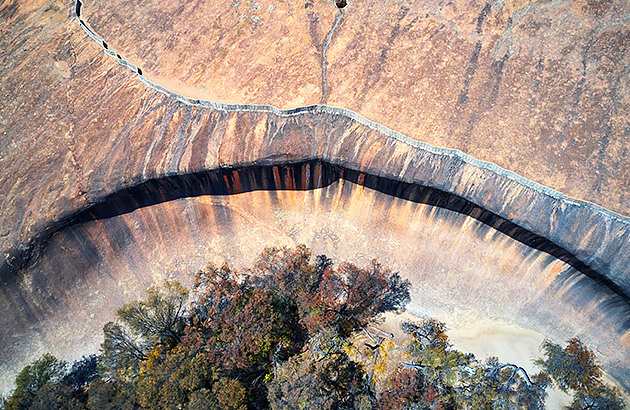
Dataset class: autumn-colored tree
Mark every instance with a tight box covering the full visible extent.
[5,246,626,410]
[343,325,399,392]
[249,244,316,298]
[377,368,425,410]
[297,259,410,338]
[186,263,303,373]
[247,247,411,337]
[296,259,345,332]
[536,337,602,394]
[335,261,410,333]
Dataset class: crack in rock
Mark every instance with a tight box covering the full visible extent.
[320,5,345,104]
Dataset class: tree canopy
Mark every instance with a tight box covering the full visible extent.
[2,245,626,410]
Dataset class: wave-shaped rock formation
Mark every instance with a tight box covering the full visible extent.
[81,0,630,215]
[0,0,629,394]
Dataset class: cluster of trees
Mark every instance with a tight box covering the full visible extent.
[1,245,626,409]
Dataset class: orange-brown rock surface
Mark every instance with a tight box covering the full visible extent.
[82,0,630,214]
[2,175,629,394]
[1,0,629,396]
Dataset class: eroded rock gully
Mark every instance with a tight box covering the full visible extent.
[1,0,629,395]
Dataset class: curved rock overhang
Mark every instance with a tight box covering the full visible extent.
[1,0,629,394]
[2,160,630,392]
[4,159,630,313]
[3,0,629,294]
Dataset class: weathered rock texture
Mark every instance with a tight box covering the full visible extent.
[0,0,629,395]
[82,0,630,215]
[2,172,629,393]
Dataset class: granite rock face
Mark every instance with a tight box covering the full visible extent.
[82,0,630,215]
[3,174,629,392]
[0,0,629,395]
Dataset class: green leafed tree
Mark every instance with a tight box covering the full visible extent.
[183,379,247,410]
[86,377,137,410]
[134,344,217,410]
[455,359,548,410]
[29,381,82,410]
[266,329,372,410]
[100,280,188,380]
[4,353,67,410]
[566,384,626,410]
